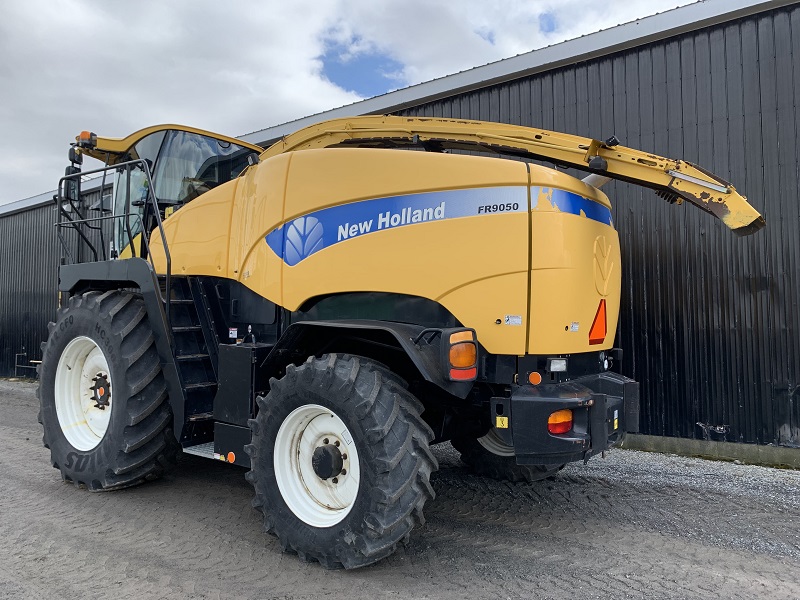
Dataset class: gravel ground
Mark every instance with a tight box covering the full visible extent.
[1,378,799,600]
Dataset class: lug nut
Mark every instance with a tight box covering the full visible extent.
[332,477,338,484]
[323,438,329,444]
[342,454,347,460]
[340,469,347,475]
[334,440,340,447]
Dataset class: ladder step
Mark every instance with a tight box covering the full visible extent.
[176,353,210,361]
[187,412,214,422]
[168,298,195,305]
[172,325,202,333]
[184,382,216,391]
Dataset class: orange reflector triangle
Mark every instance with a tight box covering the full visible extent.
[588,299,607,345]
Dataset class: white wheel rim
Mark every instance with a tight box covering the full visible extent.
[477,428,515,457]
[274,404,361,527]
[54,336,113,451]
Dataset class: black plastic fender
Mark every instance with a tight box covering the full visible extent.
[263,320,474,398]
[58,259,186,439]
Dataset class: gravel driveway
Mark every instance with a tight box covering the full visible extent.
[1,379,799,600]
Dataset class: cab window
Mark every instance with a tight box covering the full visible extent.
[133,130,166,172]
[112,164,149,257]
[153,131,253,205]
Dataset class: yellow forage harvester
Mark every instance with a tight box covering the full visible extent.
[39,115,763,569]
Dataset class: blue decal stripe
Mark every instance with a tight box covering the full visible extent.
[265,186,612,266]
[533,187,613,226]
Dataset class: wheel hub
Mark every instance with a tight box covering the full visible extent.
[312,444,344,480]
[91,373,111,410]
[274,404,361,527]
[54,336,114,451]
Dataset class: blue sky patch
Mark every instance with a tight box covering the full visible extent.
[321,42,403,97]
[539,13,557,33]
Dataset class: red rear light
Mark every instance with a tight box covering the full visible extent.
[450,366,477,380]
[548,409,573,434]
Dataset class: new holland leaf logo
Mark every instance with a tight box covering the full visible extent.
[594,235,613,296]
[285,216,324,266]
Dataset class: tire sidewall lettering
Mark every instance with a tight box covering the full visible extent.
[64,451,98,473]
[52,314,74,344]
[92,323,116,364]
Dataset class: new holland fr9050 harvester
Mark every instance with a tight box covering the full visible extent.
[40,116,763,568]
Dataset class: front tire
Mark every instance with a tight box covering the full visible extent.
[452,429,563,483]
[38,291,180,490]
[245,354,437,569]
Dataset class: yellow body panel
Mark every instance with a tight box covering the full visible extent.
[229,153,293,307]
[150,179,239,277]
[280,147,530,220]
[282,212,530,354]
[150,146,622,356]
[270,149,532,355]
[528,210,621,354]
[437,271,530,354]
[522,171,620,353]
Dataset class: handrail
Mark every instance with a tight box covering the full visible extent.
[55,158,173,328]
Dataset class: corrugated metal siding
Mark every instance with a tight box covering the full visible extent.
[398,5,800,446]
[0,186,112,377]
[0,202,61,377]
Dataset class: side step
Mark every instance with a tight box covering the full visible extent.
[182,442,215,459]
[182,440,246,466]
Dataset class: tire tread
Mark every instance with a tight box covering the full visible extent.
[245,354,437,569]
[38,291,180,491]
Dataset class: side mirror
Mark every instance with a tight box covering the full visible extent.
[68,146,83,165]
[64,165,81,203]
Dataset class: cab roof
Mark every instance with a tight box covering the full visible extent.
[77,124,264,165]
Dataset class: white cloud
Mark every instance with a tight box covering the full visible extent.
[320,0,696,89]
[0,0,696,205]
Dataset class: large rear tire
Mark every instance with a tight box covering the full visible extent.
[452,429,563,483]
[38,291,180,490]
[245,354,437,569]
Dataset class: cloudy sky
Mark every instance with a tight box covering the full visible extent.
[0,0,696,206]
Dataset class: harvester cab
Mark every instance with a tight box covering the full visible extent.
[42,115,764,570]
[64,125,263,259]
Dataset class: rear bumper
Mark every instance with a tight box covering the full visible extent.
[491,372,639,466]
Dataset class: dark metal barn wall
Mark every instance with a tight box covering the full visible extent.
[0,186,110,377]
[0,203,61,377]
[398,5,800,447]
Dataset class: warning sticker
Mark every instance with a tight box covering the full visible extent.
[496,416,509,429]
[228,327,238,339]
[504,315,522,326]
